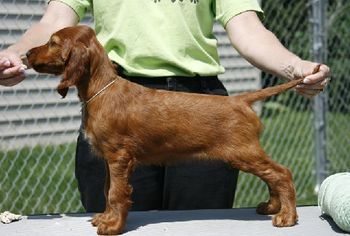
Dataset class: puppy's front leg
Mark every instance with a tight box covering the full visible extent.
[97,151,135,235]
[91,160,112,227]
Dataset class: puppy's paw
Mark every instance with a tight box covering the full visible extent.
[97,221,123,235]
[92,210,120,227]
[272,211,298,227]
[256,201,281,215]
[91,213,103,227]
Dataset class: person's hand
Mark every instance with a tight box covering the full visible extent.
[0,49,27,86]
[292,60,331,98]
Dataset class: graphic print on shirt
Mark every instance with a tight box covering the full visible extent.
[152,0,199,3]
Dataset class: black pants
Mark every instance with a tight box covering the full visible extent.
[75,74,239,212]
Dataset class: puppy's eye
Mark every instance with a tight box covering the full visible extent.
[48,36,60,47]
[48,40,57,47]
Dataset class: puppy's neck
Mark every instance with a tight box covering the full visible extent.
[77,55,119,103]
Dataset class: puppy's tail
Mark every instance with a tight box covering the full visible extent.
[235,78,304,105]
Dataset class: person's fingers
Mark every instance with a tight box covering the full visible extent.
[303,64,331,84]
[296,80,324,90]
[0,72,26,86]
[295,76,332,99]
[0,58,11,70]
[0,65,26,79]
[292,61,331,99]
[0,50,27,86]
[297,79,331,97]
[295,88,319,99]
[0,50,24,69]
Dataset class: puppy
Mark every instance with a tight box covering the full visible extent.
[27,25,301,235]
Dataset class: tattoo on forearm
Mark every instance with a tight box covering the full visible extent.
[282,64,296,80]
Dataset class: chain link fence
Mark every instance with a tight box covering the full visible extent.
[0,0,349,215]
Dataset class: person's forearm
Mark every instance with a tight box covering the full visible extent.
[226,11,302,81]
[7,1,78,55]
[7,22,59,55]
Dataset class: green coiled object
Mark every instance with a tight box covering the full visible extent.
[318,172,350,233]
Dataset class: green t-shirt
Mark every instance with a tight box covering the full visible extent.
[52,0,263,77]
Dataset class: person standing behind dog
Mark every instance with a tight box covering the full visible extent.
[0,0,330,212]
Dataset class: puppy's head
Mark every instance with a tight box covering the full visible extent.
[27,26,97,98]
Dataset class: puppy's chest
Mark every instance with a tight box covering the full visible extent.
[82,127,106,158]
[81,111,106,156]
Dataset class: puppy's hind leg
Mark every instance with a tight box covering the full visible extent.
[97,150,135,235]
[228,144,297,227]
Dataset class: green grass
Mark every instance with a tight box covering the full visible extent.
[0,143,84,215]
[0,111,349,214]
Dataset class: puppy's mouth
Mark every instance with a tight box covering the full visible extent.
[31,63,64,76]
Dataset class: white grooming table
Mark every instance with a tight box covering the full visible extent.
[1,206,348,236]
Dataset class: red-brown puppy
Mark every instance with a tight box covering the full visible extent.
[27,25,301,235]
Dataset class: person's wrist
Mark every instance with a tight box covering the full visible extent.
[281,57,303,81]
[6,44,23,55]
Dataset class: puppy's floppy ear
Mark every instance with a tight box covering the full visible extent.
[57,42,90,98]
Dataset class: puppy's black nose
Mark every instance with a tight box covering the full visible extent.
[22,52,31,68]
[25,50,32,58]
